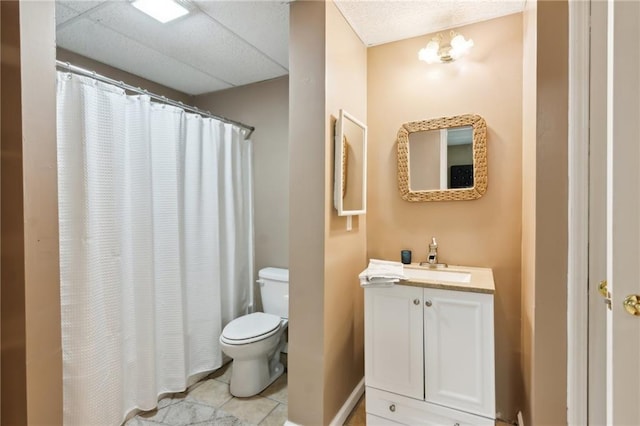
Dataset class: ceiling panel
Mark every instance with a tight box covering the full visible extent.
[195,1,289,68]
[59,0,117,15]
[55,2,78,27]
[57,18,232,95]
[55,0,525,96]
[84,2,287,87]
[335,0,526,46]
[56,0,109,13]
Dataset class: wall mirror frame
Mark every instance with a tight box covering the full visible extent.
[397,114,487,202]
[334,109,367,216]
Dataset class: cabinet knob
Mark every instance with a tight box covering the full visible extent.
[389,404,396,412]
[425,300,433,307]
[413,299,420,305]
[454,423,460,426]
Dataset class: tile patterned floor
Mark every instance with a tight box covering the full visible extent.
[127,364,514,426]
[125,362,288,426]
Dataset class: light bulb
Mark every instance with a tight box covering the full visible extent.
[418,39,441,63]
[418,32,473,64]
[449,34,474,59]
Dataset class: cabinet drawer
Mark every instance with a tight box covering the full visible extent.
[366,387,494,426]
[366,413,404,425]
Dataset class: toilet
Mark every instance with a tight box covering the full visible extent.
[220,267,289,397]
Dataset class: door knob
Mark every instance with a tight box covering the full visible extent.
[623,294,640,316]
[599,280,612,310]
[599,280,609,298]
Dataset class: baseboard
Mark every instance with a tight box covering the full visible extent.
[285,377,365,426]
[329,377,365,426]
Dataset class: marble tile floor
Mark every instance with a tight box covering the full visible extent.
[126,362,288,426]
[127,362,514,426]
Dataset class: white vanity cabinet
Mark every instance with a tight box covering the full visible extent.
[364,269,495,426]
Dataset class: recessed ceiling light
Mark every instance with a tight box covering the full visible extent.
[132,0,189,24]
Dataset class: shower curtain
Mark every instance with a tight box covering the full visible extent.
[57,72,254,425]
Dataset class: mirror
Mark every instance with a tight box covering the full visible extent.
[334,109,367,215]
[408,126,474,191]
[397,114,487,202]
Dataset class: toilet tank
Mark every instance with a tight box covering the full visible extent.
[258,267,289,319]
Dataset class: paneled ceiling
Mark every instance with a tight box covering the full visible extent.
[55,0,525,96]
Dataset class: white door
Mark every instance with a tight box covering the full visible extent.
[423,288,495,419]
[605,0,640,423]
[364,286,424,399]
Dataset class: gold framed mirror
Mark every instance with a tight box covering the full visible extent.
[397,114,487,202]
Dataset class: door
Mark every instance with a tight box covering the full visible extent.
[587,1,607,423]
[364,286,424,399]
[604,0,640,423]
[423,288,495,419]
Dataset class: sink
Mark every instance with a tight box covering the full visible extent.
[403,267,471,284]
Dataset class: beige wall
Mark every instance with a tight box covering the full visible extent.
[521,1,569,425]
[324,0,367,422]
[368,14,523,420]
[1,1,62,423]
[57,48,193,105]
[288,1,327,423]
[1,1,28,421]
[194,77,289,292]
[288,1,367,424]
[521,1,537,423]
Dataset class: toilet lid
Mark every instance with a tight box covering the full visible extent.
[221,312,281,342]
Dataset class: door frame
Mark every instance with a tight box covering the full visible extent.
[567,0,590,424]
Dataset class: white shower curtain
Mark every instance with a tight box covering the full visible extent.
[57,72,254,425]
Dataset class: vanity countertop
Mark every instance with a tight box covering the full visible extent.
[400,264,495,294]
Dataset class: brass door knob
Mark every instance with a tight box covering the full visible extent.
[599,280,609,298]
[623,295,640,316]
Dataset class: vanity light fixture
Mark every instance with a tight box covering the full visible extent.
[132,0,189,23]
[418,31,474,64]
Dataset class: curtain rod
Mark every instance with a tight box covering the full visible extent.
[56,60,255,140]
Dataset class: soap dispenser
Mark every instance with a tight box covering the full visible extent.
[427,237,438,264]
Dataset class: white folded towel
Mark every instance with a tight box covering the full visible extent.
[359,259,406,288]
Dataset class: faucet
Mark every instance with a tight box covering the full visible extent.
[419,237,448,268]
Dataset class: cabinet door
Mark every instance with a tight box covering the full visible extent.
[365,286,424,399]
[423,288,495,418]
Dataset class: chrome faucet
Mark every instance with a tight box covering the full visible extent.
[427,237,438,264]
[420,237,448,268]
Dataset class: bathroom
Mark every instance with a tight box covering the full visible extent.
[1,1,571,425]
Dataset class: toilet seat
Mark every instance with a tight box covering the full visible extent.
[221,312,282,345]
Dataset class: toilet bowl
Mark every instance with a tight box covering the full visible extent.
[220,267,289,397]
